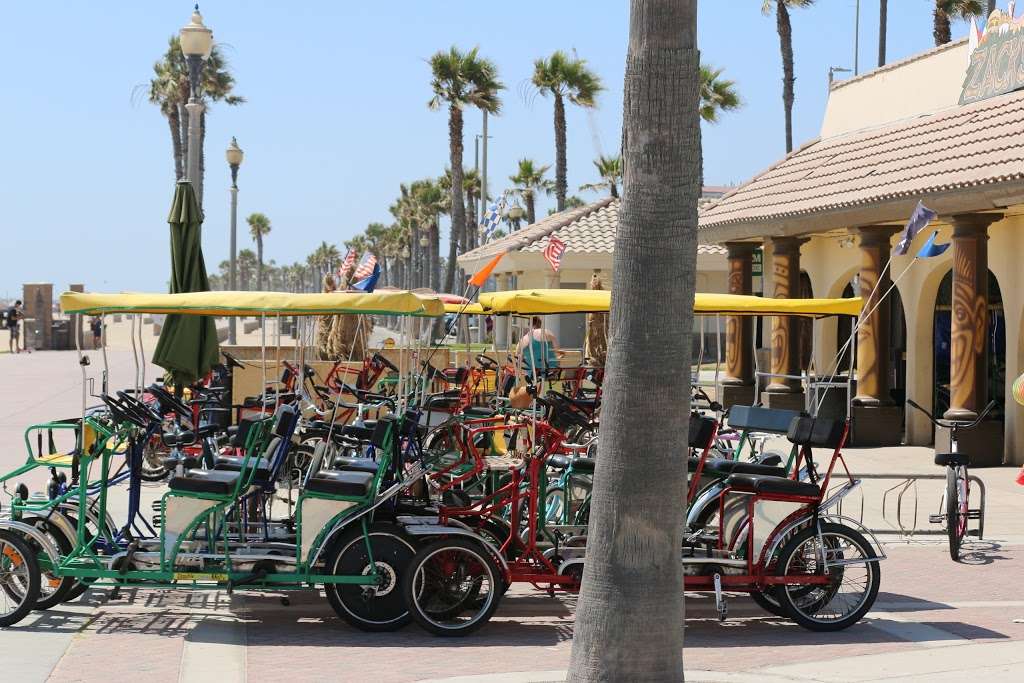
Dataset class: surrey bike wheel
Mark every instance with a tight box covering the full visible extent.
[0,530,41,627]
[23,517,76,610]
[324,522,417,632]
[402,537,502,636]
[774,522,880,632]
[946,466,968,562]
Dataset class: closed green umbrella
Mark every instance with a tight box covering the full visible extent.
[152,181,219,387]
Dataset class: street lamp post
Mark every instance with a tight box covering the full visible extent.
[179,5,213,210]
[226,137,244,345]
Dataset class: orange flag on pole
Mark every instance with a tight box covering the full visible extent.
[468,251,505,287]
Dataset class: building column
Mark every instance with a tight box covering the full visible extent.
[722,243,756,407]
[945,213,998,420]
[766,237,804,397]
[853,226,900,405]
[545,269,561,342]
[495,272,510,349]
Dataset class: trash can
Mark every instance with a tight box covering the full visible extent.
[51,320,70,350]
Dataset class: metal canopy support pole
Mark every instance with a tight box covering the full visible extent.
[100,314,109,394]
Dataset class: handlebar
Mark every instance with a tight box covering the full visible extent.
[906,398,997,430]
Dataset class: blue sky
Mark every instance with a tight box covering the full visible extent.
[0,1,979,298]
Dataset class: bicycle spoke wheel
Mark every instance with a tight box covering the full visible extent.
[774,523,880,632]
[946,467,968,562]
[0,530,41,627]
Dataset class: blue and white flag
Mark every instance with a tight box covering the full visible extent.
[915,231,951,259]
[479,193,508,244]
[894,200,937,255]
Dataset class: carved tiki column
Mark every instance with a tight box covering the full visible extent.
[723,242,755,386]
[853,226,900,405]
[945,213,998,420]
[767,237,805,394]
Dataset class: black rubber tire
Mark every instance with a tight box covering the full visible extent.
[23,517,75,610]
[0,529,42,627]
[947,467,964,562]
[56,514,96,603]
[774,523,880,632]
[402,536,503,637]
[749,588,788,618]
[323,522,416,632]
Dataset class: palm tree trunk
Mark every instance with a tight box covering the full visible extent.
[777,0,796,153]
[446,106,466,294]
[199,108,207,208]
[878,0,888,67]
[610,181,619,199]
[467,195,479,251]
[168,110,184,180]
[430,220,441,291]
[567,0,698,679]
[554,93,568,211]
[525,192,536,225]
[256,236,264,290]
[934,4,951,46]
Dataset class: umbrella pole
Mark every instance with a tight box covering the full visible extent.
[715,314,722,417]
[100,314,109,394]
[137,314,146,391]
[261,314,268,408]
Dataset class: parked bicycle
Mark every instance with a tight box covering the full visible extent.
[906,399,995,561]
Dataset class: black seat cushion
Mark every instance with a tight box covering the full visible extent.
[787,416,845,449]
[169,469,241,495]
[935,452,969,467]
[704,459,787,478]
[306,470,375,497]
[727,473,820,499]
[463,406,495,418]
[728,405,801,435]
[340,423,375,441]
[548,454,571,470]
[215,455,271,477]
[331,456,381,474]
[162,431,195,447]
[569,457,596,474]
[688,414,717,449]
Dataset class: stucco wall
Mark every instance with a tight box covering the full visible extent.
[822,40,968,139]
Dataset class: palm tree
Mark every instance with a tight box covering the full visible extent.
[933,0,983,45]
[579,154,621,199]
[237,249,257,291]
[700,63,741,123]
[411,178,448,292]
[429,46,504,295]
[568,0,699,679]
[463,168,482,251]
[246,212,272,290]
[144,37,244,182]
[532,51,603,212]
[761,0,815,154]
[509,159,554,224]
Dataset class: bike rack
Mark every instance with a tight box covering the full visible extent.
[833,472,986,539]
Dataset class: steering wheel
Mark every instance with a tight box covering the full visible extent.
[221,351,245,371]
[475,354,499,371]
[117,390,162,424]
[147,383,191,419]
[373,353,399,373]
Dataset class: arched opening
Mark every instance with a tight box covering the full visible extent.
[932,269,1005,418]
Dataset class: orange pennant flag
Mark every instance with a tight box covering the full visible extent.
[468,251,505,287]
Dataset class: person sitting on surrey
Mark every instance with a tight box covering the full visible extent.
[516,316,563,383]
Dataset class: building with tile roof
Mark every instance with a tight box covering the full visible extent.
[458,195,731,350]
[700,31,1024,463]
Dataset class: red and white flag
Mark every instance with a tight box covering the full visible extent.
[353,253,378,280]
[337,249,358,282]
[543,237,566,273]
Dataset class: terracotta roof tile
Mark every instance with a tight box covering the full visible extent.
[699,90,1024,234]
[458,197,725,262]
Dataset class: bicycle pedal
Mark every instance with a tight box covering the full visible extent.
[928,514,944,524]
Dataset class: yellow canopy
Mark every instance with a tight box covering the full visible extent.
[60,290,445,317]
[479,289,862,317]
[444,302,487,315]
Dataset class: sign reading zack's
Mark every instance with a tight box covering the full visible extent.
[961,10,1024,105]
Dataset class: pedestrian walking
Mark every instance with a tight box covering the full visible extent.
[4,300,23,354]
[90,316,103,350]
